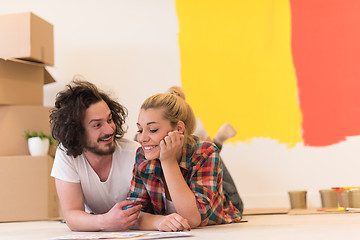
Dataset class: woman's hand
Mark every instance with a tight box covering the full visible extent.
[156,213,191,232]
[159,131,184,164]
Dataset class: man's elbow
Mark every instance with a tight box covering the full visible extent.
[65,221,80,232]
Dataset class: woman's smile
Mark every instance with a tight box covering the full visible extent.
[143,145,158,151]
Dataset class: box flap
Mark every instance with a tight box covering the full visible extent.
[44,68,55,84]
[1,58,55,84]
[1,57,44,67]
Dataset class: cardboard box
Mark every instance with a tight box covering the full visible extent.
[47,156,60,219]
[0,12,54,66]
[0,58,55,105]
[0,155,59,222]
[0,105,53,156]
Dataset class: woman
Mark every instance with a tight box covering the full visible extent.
[127,88,242,232]
[165,86,243,214]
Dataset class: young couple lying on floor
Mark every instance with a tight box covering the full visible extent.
[50,80,243,232]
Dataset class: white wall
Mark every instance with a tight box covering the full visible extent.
[2,0,359,210]
[222,137,360,209]
[0,0,181,139]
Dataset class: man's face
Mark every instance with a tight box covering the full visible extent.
[83,100,116,156]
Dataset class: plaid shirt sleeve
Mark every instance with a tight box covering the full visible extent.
[187,143,222,223]
[126,149,153,213]
[186,141,241,225]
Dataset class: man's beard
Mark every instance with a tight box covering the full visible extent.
[85,135,116,155]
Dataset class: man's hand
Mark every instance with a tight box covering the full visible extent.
[100,200,141,231]
[156,213,191,232]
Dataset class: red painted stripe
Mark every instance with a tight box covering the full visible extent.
[290,0,360,146]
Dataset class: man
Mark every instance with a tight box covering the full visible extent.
[50,79,141,231]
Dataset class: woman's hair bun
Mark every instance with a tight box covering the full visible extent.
[166,86,186,100]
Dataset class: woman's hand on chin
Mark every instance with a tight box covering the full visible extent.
[159,131,184,164]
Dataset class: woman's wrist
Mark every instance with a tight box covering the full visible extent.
[138,212,163,230]
[160,158,178,168]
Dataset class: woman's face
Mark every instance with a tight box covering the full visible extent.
[136,108,175,160]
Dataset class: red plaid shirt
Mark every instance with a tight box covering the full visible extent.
[127,137,242,226]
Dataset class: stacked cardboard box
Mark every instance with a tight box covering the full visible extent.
[0,12,59,222]
[0,12,55,106]
[0,12,54,66]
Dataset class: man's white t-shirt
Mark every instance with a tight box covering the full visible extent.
[51,138,140,214]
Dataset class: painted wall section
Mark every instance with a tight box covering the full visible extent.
[176,1,302,147]
[291,0,360,146]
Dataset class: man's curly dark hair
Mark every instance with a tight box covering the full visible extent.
[50,79,127,158]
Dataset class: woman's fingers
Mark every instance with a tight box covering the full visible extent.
[169,131,180,145]
[167,221,179,232]
[174,214,191,231]
[158,214,190,232]
[164,135,171,146]
[160,131,183,163]
[169,216,184,231]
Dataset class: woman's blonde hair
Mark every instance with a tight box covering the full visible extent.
[141,86,196,145]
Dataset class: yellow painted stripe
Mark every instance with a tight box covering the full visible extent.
[176,0,302,147]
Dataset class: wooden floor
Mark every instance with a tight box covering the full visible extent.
[1,210,360,240]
